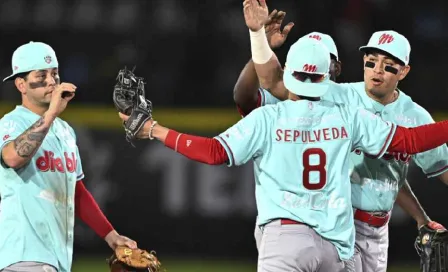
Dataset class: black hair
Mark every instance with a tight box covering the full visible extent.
[9,72,30,81]
[297,95,320,101]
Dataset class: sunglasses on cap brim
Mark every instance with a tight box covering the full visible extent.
[292,71,327,83]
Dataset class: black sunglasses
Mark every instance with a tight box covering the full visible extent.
[292,71,326,83]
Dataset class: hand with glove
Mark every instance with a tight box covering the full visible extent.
[415,221,448,272]
[113,67,152,146]
[108,246,163,272]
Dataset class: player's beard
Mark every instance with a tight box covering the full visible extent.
[32,97,51,108]
[368,86,387,98]
[26,90,52,109]
[367,82,396,102]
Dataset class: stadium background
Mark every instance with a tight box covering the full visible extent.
[0,0,447,271]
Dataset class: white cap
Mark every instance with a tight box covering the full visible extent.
[359,30,411,65]
[304,32,339,60]
[283,38,331,97]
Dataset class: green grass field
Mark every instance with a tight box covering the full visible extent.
[72,257,421,272]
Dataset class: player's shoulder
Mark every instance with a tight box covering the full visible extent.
[337,81,365,94]
[394,91,434,125]
[256,99,316,119]
[338,81,364,89]
[242,102,278,122]
[0,106,32,125]
[323,81,364,105]
[329,100,365,122]
[277,99,345,118]
[54,118,77,139]
[259,87,281,106]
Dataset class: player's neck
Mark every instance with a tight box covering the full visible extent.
[22,100,48,117]
[288,93,320,102]
[366,89,399,105]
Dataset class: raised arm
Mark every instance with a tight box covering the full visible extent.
[1,83,76,169]
[243,0,289,101]
[2,114,54,169]
[233,59,262,116]
[118,105,269,167]
[235,9,293,115]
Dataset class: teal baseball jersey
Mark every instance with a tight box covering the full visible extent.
[247,88,283,230]
[0,106,84,272]
[259,88,282,106]
[262,82,448,212]
[216,96,396,260]
[341,82,448,212]
[259,83,365,108]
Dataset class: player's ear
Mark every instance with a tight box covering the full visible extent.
[14,77,27,95]
[398,65,410,81]
[334,61,342,78]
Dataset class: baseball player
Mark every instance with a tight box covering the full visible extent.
[244,1,448,271]
[0,41,136,272]
[119,38,448,272]
[239,2,441,261]
[341,31,448,272]
[235,29,348,251]
[235,27,345,252]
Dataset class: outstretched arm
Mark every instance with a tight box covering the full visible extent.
[118,107,268,167]
[125,117,228,165]
[145,119,448,167]
[354,109,448,159]
[156,127,228,165]
[388,122,448,155]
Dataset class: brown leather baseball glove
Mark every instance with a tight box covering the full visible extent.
[108,246,163,272]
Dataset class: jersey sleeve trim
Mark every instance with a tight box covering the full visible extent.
[77,173,85,181]
[236,89,264,118]
[258,88,266,106]
[214,136,235,167]
[373,123,397,158]
[0,139,14,168]
[426,165,448,178]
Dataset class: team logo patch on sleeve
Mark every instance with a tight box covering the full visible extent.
[2,120,17,139]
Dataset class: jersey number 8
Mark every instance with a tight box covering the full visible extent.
[302,148,327,190]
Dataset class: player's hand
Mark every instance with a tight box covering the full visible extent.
[46,82,76,118]
[426,221,447,231]
[118,112,153,139]
[243,0,269,32]
[105,230,138,250]
[265,10,294,49]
